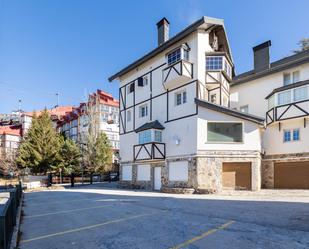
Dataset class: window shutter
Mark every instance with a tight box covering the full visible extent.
[138,77,144,87]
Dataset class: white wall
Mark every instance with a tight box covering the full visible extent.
[197,107,262,151]
[137,164,151,181]
[169,161,188,181]
[230,63,309,117]
[122,165,132,181]
[263,118,309,155]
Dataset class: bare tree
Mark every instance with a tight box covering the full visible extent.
[293,38,309,53]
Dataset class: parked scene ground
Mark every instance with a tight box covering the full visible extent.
[19,183,309,249]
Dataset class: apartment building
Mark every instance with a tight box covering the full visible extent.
[230,41,309,189]
[109,17,264,192]
[0,125,21,160]
[58,90,120,162]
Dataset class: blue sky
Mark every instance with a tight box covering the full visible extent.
[0,0,308,113]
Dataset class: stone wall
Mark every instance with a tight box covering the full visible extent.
[196,150,262,192]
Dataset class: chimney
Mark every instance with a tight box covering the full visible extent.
[156,17,169,46]
[253,40,271,72]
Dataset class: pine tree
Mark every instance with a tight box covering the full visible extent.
[16,110,62,174]
[293,38,309,53]
[54,138,81,175]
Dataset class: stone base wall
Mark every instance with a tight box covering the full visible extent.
[261,152,309,189]
[196,150,262,192]
[119,162,164,190]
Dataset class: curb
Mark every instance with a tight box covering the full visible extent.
[9,193,24,249]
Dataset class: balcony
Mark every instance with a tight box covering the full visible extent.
[133,142,165,161]
[162,60,193,89]
[266,82,309,125]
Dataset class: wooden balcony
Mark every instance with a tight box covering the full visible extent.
[266,99,309,125]
[162,60,193,89]
[133,142,165,161]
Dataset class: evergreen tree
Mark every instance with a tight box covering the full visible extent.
[293,38,309,53]
[54,138,81,175]
[83,132,113,174]
[16,110,62,174]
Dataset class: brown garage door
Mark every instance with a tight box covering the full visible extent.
[274,162,309,189]
[222,162,251,190]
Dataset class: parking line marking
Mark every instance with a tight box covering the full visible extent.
[24,204,115,219]
[170,220,235,249]
[20,212,159,243]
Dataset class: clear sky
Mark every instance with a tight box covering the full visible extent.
[0,0,308,113]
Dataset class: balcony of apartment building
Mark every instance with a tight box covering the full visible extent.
[266,80,309,125]
[133,121,165,162]
[162,45,193,89]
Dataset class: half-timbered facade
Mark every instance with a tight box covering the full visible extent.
[110,17,264,192]
[231,41,309,189]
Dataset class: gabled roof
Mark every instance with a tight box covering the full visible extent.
[195,98,264,125]
[135,120,165,133]
[109,16,233,82]
[265,79,309,99]
[232,49,309,85]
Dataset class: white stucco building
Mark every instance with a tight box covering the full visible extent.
[231,41,309,189]
[109,17,265,192]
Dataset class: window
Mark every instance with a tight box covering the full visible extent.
[240,105,249,113]
[139,130,152,144]
[139,105,148,117]
[206,56,223,70]
[283,73,291,86]
[137,76,148,87]
[293,71,300,83]
[154,130,162,142]
[293,129,300,141]
[283,129,300,142]
[294,86,308,102]
[268,95,275,109]
[183,49,189,61]
[210,94,217,103]
[283,130,291,142]
[278,90,291,105]
[175,91,187,106]
[283,71,300,86]
[127,110,131,122]
[167,48,181,65]
[127,83,134,94]
[207,122,243,143]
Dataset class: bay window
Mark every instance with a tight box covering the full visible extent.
[278,90,291,105]
[138,129,162,144]
[206,56,232,78]
[167,45,189,65]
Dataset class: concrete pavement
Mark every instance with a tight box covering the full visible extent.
[19,184,309,249]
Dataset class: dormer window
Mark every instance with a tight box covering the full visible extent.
[166,44,190,65]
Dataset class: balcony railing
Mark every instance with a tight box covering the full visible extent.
[133,142,165,161]
[266,99,309,125]
[162,60,193,89]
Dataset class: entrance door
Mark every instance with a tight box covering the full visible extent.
[274,161,309,189]
[222,162,252,190]
[154,167,162,190]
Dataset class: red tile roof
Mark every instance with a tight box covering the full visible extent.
[0,125,21,136]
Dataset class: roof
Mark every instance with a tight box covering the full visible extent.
[0,125,21,136]
[265,79,309,99]
[135,120,165,133]
[195,98,264,125]
[23,106,74,118]
[109,16,232,82]
[90,90,119,107]
[232,49,309,85]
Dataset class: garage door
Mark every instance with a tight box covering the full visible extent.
[222,162,251,190]
[274,162,309,189]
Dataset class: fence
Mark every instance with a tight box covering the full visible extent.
[0,183,22,249]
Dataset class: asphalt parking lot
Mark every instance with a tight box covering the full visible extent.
[19,184,309,249]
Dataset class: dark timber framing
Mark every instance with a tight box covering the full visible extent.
[118,62,199,135]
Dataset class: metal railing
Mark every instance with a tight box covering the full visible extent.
[0,183,22,249]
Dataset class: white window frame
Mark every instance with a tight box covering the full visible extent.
[283,128,300,142]
[175,90,187,106]
[206,121,244,143]
[139,104,148,118]
[127,110,131,122]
